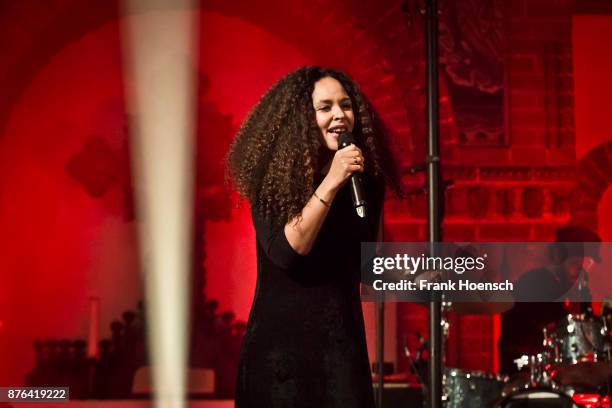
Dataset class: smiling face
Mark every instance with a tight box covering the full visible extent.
[312,76,355,150]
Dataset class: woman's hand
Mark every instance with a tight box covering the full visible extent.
[285,144,364,255]
[323,144,365,192]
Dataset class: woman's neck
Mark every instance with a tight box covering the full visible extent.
[321,160,332,175]
[317,147,334,175]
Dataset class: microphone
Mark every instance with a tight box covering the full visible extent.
[338,132,367,218]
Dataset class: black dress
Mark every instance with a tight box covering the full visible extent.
[235,176,383,408]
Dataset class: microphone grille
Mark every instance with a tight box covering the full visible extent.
[338,131,355,149]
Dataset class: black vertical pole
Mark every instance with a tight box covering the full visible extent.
[425,0,443,407]
[375,210,385,408]
[376,299,384,407]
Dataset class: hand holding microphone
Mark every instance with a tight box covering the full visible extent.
[321,132,367,217]
[337,132,367,218]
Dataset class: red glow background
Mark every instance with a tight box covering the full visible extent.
[0,0,610,388]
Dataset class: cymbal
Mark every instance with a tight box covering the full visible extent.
[552,361,612,388]
[448,301,514,315]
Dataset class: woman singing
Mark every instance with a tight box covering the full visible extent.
[227,66,401,407]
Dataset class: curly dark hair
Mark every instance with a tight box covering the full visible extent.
[226,66,402,224]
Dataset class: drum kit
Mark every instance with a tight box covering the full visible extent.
[416,303,612,407]
[497,312,611,407]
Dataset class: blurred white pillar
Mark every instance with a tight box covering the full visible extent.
[121,2,197,407]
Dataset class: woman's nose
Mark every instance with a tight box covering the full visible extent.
[332,106,345,119]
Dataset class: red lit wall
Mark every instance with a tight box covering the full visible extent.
[0,1,414,386]
[0,18,141,386]
[572,15,612,240]
[1,0,611,389]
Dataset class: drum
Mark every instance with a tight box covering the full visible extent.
[443,368,508,408]
[497,389,579,408]
[502,352,556,397]
[547,314,609,364]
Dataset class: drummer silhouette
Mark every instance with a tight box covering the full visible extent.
[498,225,602,374]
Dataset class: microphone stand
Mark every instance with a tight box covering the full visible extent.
[378,2,446,407]
[376,292,384,408]
[375,209,385,408]
[424,0,443,407]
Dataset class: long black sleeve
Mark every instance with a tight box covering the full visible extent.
[251,208,304,271]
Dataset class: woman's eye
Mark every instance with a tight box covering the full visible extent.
[319,106,331,112]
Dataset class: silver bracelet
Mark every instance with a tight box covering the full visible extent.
[313,191,331,207]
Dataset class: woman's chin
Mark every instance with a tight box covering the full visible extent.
[325,141,339,151]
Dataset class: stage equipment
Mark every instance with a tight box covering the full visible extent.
[498,389,579,408]
[547,314,609,364]
[443,368,508,408]
[424,0,443,406]
[500,312,612,407]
